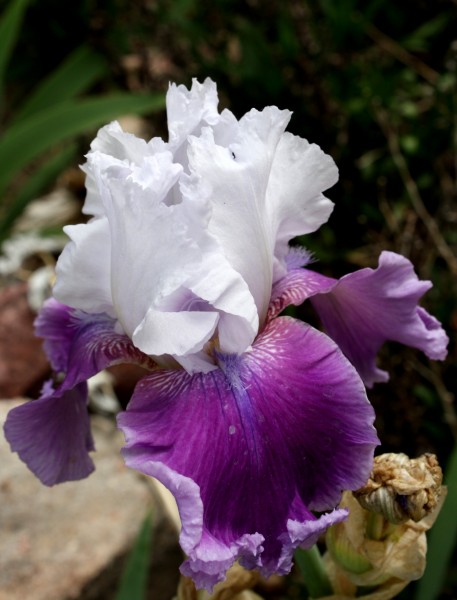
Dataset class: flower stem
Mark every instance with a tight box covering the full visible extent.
[366,512,385,540]
[366,513,396,541]
[295,544,333,598]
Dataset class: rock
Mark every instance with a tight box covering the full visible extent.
[0,285,49,398]
[0,400,181,600]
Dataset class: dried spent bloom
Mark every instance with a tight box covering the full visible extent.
[323,453,446,600]
[355,452,443,524]
[4,79,447,590]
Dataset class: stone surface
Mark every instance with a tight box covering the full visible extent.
[0,285,49,398]
[0,400,181,600]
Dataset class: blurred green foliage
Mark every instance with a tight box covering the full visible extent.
[0,0,165,242]
[115,512,154,600]
[3,0,457,597]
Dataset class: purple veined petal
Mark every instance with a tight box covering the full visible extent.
[4,381,95,485]
[268,251,449,387]
[118,316,378,590]
[4,298,155,486]
[37,299,156,389]
[276,508,348,574]
[310,252,449,387]
[180,530,266,591]
[268,264,333,321]
[35,297,77,372]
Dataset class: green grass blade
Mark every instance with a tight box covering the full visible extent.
[0,142,78,242]
[415,445,457,600]
[0,0,31,98]
[14,45,108,122]
[115,511,154,600]
[0,92,165,195]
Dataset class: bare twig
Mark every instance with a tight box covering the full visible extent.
[410,358,457,442]
[363,21,439,85]
[379,196,399,236]
[454,90,457,196]
[436,158,456,206]
[399,209,418,259]
[375,107,457,277]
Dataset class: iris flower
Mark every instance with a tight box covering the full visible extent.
[4,79,447,590]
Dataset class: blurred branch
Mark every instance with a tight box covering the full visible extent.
[378,197,399,236]
[410,358,457,442]
[375,106,457,278]
[399,209,418,259]
[361,19,439,85]
[454,91,457,197]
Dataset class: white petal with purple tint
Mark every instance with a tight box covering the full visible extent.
[55,79,338,366]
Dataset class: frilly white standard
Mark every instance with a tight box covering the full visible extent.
[53,78,337,372]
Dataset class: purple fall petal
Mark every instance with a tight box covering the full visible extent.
[35,298,156,386]
[34,298,76,372]
[4,381,94,485]
[268,266,333,321]
[276,508,348,573]
[4,299,155,485]
[118,316,378,590]
[269,251,448,387]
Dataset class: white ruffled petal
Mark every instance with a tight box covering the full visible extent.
[187,107,291,322]
[83,122,147,216]
[133,309,219,358]
[54,217,114,316]
[267,133,338,279]
[54,78,341,369]
[82,121,168,216]
[178,172,259,353]
[167,78,220,158]
[91,121,150,162]
[186,253,259,354]
[211,108,240,146]
[91,149,256,359]
[174,350,219,374]
[96,155,196,338]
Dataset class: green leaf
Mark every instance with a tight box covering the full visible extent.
[403,14,449,52]
[0,142,78,242]
[0,92,165,196]
[295,545,333,598]
[115,511,154,600]
[14,45,108,122]
[0,0,31,99]
[415,445,457,600]
[400,134,419,154]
